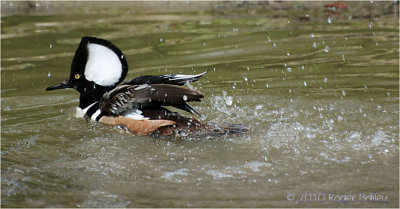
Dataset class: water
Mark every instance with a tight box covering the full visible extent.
[2,5,399,208]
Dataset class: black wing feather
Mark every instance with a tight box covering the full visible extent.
[173,103,201,116]
[99,84,203,115]
[125,71,207,86]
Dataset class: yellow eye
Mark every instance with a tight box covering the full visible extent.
[74,74,80,79]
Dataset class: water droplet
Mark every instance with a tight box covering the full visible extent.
[255,104,264,110]
[310,33,315,38]
[312,42,317,48]
[303,81,307,87]
[327,17,332,24]
[324,46,329,53]
[225,96,233,106]
[183,95,187,101]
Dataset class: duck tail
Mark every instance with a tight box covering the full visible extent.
[149,113,249,137]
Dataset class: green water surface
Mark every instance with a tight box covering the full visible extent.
[1,4,399,208]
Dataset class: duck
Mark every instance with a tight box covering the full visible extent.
[46,36,248,137]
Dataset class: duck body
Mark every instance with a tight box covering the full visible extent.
[47,37,247,137]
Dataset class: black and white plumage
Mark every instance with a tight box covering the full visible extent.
[125,71,207,86]
[99,84,203,115]
[46,36,247,136]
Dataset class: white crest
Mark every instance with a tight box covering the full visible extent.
[84,43,123,86]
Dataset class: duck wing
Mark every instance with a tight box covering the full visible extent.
[125,71,207,86]
[99,84,203,115]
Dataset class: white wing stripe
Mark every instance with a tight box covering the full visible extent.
[91,109,102,121]
[134,84,150,90]
[123,108,149,120]
[168,72,207,80]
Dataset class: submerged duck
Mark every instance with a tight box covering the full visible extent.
[46,36,247,137]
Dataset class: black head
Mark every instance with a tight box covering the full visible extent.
[46,37,128,94]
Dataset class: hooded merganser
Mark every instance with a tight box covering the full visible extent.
[46,36,247,136]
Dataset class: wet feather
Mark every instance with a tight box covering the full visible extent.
[99,84,204,115]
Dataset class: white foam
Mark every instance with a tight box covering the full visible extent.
[84,43,122,86]
[161,168,188,181]
[243,161,271,172]
[75,107,85,118]
[206,170,233,180]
